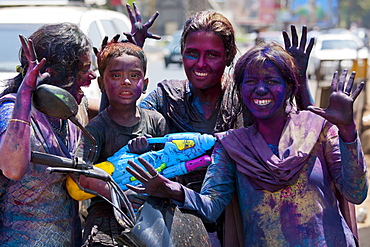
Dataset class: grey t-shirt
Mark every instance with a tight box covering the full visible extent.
[77,107,168,163]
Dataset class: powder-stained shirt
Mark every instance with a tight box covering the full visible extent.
[76,107,168,164]
[0,94,82,246]
[181,110,368,246]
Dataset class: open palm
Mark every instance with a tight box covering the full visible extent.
[308,70,364,127]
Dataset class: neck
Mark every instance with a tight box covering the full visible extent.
[107,104,140,127]
[255,116,287,146]
[191,83,223,119]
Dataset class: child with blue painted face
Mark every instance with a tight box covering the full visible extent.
[126,42,368,246]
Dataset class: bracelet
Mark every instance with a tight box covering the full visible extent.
[9,119,31,126]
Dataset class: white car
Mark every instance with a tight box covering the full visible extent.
[307,32,369,80]
[0,5,131,98]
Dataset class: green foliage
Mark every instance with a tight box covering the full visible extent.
[339,0,370,28]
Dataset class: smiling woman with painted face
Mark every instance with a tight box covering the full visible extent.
[0,23,96,246]
[136,9,314,246]
[126,42,368,246]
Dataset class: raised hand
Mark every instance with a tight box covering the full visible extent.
[126,157,185,202]
[283,25,314,76]
[307,70,364,142]
[123,2,160,48]
[93,34,120,56]
[18,35,49,91]
[283,25,315,109]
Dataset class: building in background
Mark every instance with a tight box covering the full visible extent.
[147,0,340,35]
[0,0,340,36]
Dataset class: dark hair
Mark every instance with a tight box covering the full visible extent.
[1,22,91,96]
[181,11,236,67]
[97,42,147,77]
[234,42,299,105]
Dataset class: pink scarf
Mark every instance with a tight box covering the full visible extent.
[218,109,325,192]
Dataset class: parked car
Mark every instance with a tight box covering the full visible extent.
[307,32,368,80]
[351,27,370,48]
[0,5,131,98]
[163,30,182,68]
[257,31,284,45]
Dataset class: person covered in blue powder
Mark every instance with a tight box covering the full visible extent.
[126,42,368,246]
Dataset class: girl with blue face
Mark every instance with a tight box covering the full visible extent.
[235,43,299,145]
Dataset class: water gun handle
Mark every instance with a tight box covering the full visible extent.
[161,155,211,178]
[185,155,212,172]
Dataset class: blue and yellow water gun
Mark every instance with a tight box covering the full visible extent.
[67,132,216,200]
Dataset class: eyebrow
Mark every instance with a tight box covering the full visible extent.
[184,47,223,53]
[108,68,143,73]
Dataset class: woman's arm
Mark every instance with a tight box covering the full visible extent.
[324,123,368,204]
[310,70,368,203]
[180,142,237,221]
[126,141,237,222]
[0,36,49,180]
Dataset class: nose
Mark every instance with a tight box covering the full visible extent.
[121,77,132,86]
[195,54,207,68]
[255,81,268,95]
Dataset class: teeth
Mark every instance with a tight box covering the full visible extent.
[253,99,271,106]
[194,71,208,77]
[120,91,131,95]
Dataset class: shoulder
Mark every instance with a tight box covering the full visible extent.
[157,79,188,96]
[291,109,326,125]
[0,93,16,105]
[139,107,165,121]
[85,110,111,131]
[215,128,244,141]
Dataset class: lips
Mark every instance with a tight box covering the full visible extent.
[253,99,272,106]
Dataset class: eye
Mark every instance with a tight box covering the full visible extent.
[266,80,280,84]
[130,72,142,79]
[184,50,199,59]
[111,73,121,79]
[243,79,256,85]
[207,53,218,59]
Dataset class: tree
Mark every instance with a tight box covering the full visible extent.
[338,0,370,28]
